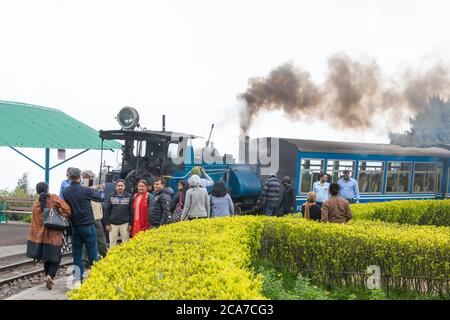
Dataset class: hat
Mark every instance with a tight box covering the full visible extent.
[282,176,292,184]
[191,166,201,176]
[188,174,201,187]
[81,170,95,178]
[68,167,82,178]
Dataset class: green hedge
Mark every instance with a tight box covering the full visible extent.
[351,200,450,227]
[70,216,450,299]
[69,217,266,300]
[260,217,450,297]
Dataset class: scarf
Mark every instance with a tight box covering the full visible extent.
[303,201,315,220]
[132,192,149,237]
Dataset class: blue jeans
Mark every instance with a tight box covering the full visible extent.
[263,201,279,216]
[72,224,99,281]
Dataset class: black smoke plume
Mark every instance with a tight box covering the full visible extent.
[239,53,450,140]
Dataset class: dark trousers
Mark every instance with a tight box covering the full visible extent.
[263,201,279,216]
[94,220,107,258]
[44,255,61,279]
[72,224,99,281]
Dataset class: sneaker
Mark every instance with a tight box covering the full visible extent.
[72,280,82,290]
[45,276,53,290]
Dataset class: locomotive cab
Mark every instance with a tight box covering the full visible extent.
[98,107,262,211]
[99,129,202,192]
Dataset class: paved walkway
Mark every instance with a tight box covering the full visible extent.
[6,276,72,300]
[0,244,27,258]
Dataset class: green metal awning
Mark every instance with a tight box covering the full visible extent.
[0,100,121,149]
[0,100,122,184]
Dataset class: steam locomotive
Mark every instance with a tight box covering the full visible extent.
[98,107,262,213]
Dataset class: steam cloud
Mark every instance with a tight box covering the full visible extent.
[239,53,450,134]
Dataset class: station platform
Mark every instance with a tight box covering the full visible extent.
[6,276,71,300]
[0,222,30,247]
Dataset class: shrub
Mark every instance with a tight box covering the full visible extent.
[69,217,266,300]
[351,200,450,227]
[21,214,32,223]
[70,216,450,300]
[260,217,450,297]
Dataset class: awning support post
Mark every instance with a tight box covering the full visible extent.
[45,148,50,184]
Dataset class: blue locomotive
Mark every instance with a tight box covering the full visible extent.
[99,107,261,213]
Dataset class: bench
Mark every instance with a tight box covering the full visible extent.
[0,197,35,222]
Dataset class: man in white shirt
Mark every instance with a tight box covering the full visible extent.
[312,172,330,207]
[190,166,214,189]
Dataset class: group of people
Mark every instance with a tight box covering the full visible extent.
[258,170,355,224]
[26,166,235,289]
[301,170,355,223]
[26,165,358,289]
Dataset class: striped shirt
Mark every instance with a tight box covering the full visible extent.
[261,175,280,203]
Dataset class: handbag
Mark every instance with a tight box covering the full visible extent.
[43,198,70,230]
[169,192,184,224]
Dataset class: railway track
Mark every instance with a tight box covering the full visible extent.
[0,253,73,286]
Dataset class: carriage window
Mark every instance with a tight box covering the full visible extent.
[326,160,355,183]
[133,140,146,157]
[448,167,450,194]
[299,159,324,193]
[386,162,411,193]
[413,162,439,193]
[436,163,443,194]
[358,161,384,193]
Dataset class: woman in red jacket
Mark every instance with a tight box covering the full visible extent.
[131,180,151,237]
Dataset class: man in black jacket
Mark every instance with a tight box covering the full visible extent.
[104,179,133,247]
[149,178,171,228]
[277,176,296,216]
[62,168,103,283]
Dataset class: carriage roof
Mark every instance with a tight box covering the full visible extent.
[274,137,450,158]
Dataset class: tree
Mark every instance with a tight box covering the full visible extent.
[14,173,31,196]
[390,96,450,147]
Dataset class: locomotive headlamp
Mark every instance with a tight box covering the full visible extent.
[117,107,140,130]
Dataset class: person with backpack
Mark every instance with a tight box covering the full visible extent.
[169,180,188,223]
[210,180,234,218]
[277,176,296,216]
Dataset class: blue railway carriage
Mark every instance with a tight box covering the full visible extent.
[250,137,450,211]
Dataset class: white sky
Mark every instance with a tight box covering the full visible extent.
[1,0,450,193]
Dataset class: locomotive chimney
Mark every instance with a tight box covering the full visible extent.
[238,135,250,164]
[162,115,166,132]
